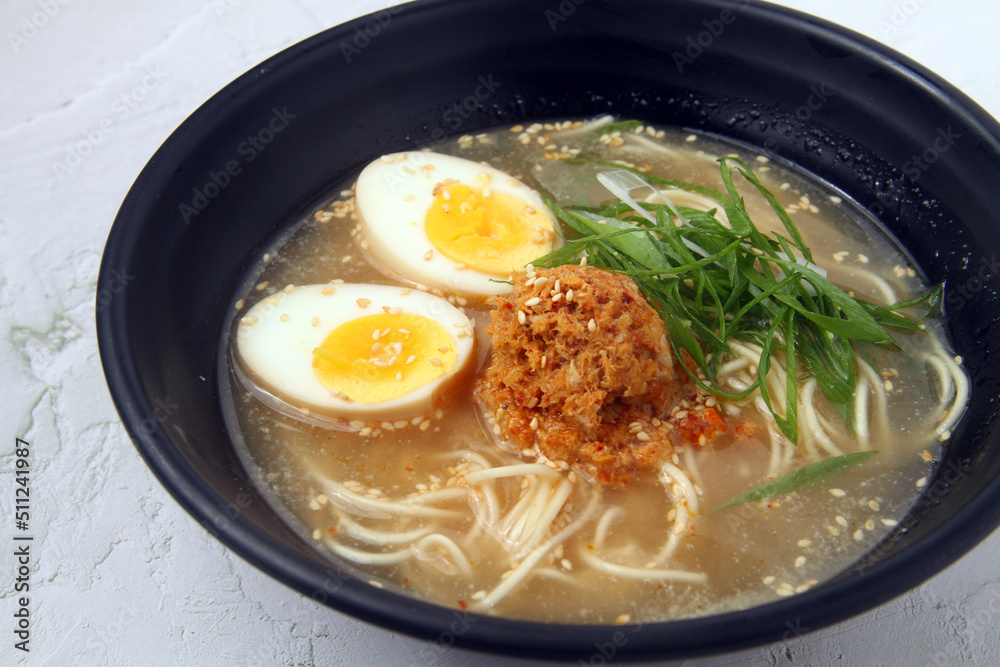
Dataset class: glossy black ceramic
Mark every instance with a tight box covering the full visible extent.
[97,0,1000,660]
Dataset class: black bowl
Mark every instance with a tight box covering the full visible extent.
[97,0,1000,660]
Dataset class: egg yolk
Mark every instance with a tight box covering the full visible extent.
[311,313,457,404]
[424,183,554,276]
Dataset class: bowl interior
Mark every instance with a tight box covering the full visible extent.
[98,0,1000,659]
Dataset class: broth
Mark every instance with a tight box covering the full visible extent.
[220,118,966,623]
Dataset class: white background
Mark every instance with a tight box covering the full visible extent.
[2,0,998,665]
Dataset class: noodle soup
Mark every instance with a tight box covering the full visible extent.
[220,118,967,623]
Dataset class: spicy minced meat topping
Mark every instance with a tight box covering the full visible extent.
[476,264,726,485]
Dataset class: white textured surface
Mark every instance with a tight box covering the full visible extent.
[1,1,998,665]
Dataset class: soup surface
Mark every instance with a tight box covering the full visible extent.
[220,118,967,623]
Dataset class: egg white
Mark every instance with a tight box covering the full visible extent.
[235,283,476,424]
[355,151,557,297]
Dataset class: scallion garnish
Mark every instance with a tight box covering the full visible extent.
[532,158,941,443]
[712,450,879,512]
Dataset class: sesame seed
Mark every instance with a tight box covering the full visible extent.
[636,432,650,442]
[588,318,597,333]
[442,190,452,200]
[835,515,848,527]
[372,329,381,341]
[864,519,875,531]
[429,358,443,367]
[829,488,846,498]
[525,297,541,307]
[530,417,539,430]
[371,342,383,355]
[279,313,289,322]
[794,556,806,568]
[255,281,269,291]
[881,518,899,527]
[853,529,864,541]
[517,310,527,325]
[797,539,811,548]
[356,298,371,308]
[869,500,880,511]
[424,250,433,261]
[916,477,927,488]
[322,286,336,296]
[396,372,403,381]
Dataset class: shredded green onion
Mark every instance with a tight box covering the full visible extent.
[712,451,879,512]
[532,158,942,443]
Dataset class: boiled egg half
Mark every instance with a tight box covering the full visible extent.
[356,151,558,297]
[235,283,476,424]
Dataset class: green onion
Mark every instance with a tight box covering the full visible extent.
[594,119,642,136]
[532,158,941,443]
[712,451,879,512]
